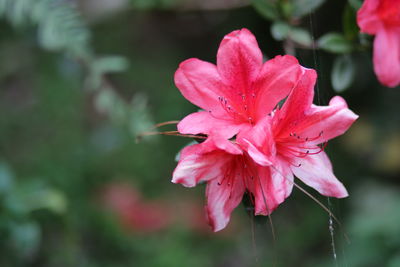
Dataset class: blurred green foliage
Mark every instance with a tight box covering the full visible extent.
[0,0,399,266]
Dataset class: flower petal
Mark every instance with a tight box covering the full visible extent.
[237,115,276,166]
[172,141,235,187]
[283,96,358,144]
[253,55,303,120]
[174,58,227,115]
[205,176,245,232]
[373,27,400,87]
[273,67,317,136]
[178,111,244,139]
[357,0,382,34]
[252,160,294,215]
[217,28,263,95]
[172,136,243,187]
[291,152,348,198]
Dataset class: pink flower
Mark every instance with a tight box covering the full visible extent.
[172,28,358,232]
[174,28,305,139]
[357,0,400,87]
[101,183,172,233]
[172,137,293,232]
[238,68,358,198]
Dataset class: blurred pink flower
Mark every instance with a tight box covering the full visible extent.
[357,0,400,87]
[174,28,304,140]
[102,183,171,233]
[172,137,292,232]
[238,68,358,198]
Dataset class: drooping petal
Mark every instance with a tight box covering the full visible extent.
[172,141,238,187]
[290,152,348,198]
[253,55,303,120]
[281,96,358,144]
[205,175,245,232]
[273,67,317,136]
[252,159,294,215]
[210,135,244,155]
[373,27,400,87]
[177,111,245,139]
[241,139,273,167]
[216,28,263,95]
[237,115,276,166]
[357,0,382,34]
[174,58,227,115]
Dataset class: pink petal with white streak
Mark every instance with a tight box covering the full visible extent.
[252,159,294,215]
[172,141,237,187]
[291,152,348,198]
[205,177,245,232]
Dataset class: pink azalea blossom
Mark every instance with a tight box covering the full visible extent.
[238,68,358,198]
[172,28,358,232]
[174,28,305,139]
[357,0,400,87]
[172,137,293,232]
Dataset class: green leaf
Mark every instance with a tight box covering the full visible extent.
[331,55,355,92]
[271,21,290,41]
[290,0,326,18]
[317,32,353,53]
[25,188,68,214]
[251,0,280,21]
[94,56,130,74]
[289,27,312,46]
[348,0,363,10]
[129,94,154,138]
[95,89,128,125]
[343,3,359,40]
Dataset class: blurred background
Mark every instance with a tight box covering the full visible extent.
[0,0,399,266]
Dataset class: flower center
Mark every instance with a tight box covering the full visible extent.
[216,155,256,199]
[276,131,327,166]
[215,92,256,125]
